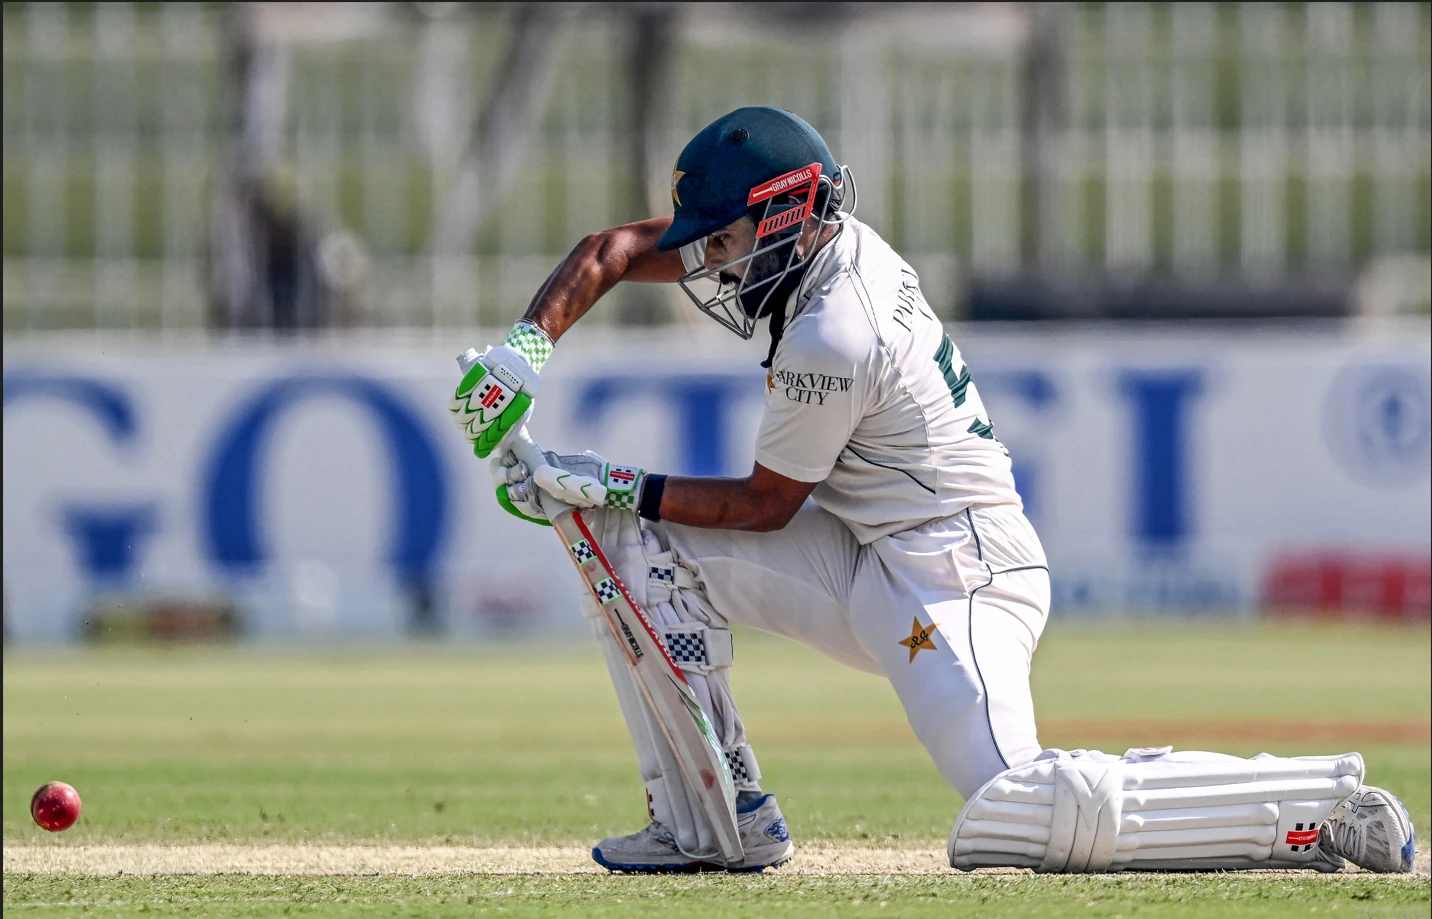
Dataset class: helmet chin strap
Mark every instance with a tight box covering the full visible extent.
[754,261,808,371]
[750,216,844,370]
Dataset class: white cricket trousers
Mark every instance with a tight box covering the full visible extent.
[653,501,1049,799]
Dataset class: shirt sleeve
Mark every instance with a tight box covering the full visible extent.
[754,328,870,483]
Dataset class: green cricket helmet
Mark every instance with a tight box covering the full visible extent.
[659,107,856,339]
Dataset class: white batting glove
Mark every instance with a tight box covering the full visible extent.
[490,449,552,525]
[533,450,648,511]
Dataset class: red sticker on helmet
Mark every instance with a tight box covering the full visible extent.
[749,163,822,238]
[748,163,821,205]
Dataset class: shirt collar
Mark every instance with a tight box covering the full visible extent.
[791,219,856,317]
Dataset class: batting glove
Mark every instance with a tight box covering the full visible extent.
[450,321,553,459]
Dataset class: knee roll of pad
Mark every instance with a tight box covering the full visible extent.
[949,749,1364,872]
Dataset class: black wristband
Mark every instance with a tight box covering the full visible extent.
[637,474,668,522]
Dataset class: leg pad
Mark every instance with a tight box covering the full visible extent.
[949,749,1364,872]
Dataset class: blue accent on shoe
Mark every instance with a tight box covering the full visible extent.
[590,845,787,875]
[737,792,774,815]
[766,817,790,843]
[1399,802,1415,872]
[590,846,705,874]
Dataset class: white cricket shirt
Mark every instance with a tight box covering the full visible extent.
[690,218,1022,543]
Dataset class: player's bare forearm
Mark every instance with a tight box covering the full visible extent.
[521,217,686,342]
[655,464,817,532]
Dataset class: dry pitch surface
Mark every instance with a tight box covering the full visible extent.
[4,843,960,875]
[5,624,1430,917]
[5,844,1430,919]
[8,842,1432,877]
[6,843,1430,919]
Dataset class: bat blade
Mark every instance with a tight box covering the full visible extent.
[554,509,743,866]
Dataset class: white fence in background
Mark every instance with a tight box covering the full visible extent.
[2,2,1429,331]
[4,322,1428,643]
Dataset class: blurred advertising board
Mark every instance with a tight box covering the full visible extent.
[4,321,1429,643]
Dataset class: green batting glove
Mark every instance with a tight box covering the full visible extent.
[451,322,553,459]
[494,483,552,527]
[490,448,555,526]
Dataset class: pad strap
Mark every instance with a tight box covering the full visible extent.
[725,743,762,787]
[648,556,700,594]
[661,623,734,674]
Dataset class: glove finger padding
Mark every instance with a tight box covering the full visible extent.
[534,464,608,508]
[490,449,528,485]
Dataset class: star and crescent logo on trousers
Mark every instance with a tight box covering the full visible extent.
[899,617,937,662]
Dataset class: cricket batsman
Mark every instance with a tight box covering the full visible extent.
[451,107,1416,874]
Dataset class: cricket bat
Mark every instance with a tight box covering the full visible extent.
[457,351,743,866]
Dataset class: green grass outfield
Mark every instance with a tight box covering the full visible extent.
[4,623,1430,917]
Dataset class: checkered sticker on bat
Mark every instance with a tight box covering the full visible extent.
[569,539,596,563]
[594,577,621,605]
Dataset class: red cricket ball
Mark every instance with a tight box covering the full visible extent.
[31,781,82,832]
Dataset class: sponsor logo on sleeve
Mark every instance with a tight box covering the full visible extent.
[771,369,854,406]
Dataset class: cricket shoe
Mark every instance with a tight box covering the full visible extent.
[591,793,794,873]
[1318,785,1416,873]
